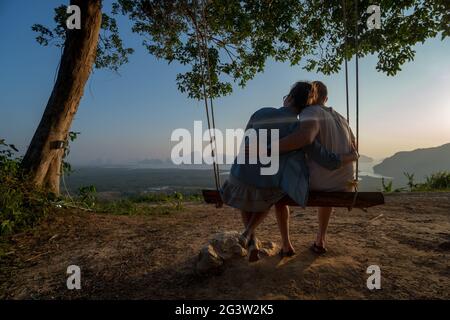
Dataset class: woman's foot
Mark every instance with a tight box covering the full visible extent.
[310,242,327,255]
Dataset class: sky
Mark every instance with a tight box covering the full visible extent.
[1,0,449,165]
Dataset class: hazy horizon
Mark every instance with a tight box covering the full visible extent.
[56,142,450,168]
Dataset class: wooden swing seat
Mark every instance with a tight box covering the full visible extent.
[202,189,384,208]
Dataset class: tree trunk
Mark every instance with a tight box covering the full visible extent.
[22,0,102,194]
[44,151,63,194]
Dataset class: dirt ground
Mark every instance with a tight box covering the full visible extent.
[1,192,449,300]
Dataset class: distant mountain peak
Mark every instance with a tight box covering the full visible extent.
[373,143,450,185]
[359,154,374,163]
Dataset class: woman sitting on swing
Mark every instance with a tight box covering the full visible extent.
[221,81,358,261]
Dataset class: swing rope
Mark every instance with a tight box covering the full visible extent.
[194,0,222,205]
[201,0,384,210]
[354,0,360,185]
[200,2,221,189]
[351,0,362,211]
[342,0,362,211]
[342,0,350,123]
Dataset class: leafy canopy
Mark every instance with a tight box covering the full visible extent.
[34,0,449,99]
[32,4,134,71]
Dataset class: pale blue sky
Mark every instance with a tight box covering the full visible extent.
[1,0,449,165]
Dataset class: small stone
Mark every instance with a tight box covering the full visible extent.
[259,241,280,257]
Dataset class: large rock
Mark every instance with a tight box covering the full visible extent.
[209,231,247,260]
[195,231,279,274]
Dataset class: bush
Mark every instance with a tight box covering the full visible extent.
[381,177,393,193]
[0,139,52,235]
[77,185,97,208]
[414,171,450,191]
[404,172,418,191]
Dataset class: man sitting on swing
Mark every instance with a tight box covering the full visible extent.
[221,81,358,261]
[277,81,357,255]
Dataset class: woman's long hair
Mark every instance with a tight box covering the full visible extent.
[288,81,312,111]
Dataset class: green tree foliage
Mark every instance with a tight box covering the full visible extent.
[33,1,448,98]
[113,0,449,99]
[32,4,134,71]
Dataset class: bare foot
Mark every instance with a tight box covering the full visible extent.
[315,236,326,250]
